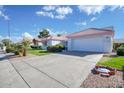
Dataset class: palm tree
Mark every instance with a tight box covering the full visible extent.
[22,38,31,56]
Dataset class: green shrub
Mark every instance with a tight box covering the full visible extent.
[6,48,11,53]
[6,47,15,53]
[14,49,24,56]
[14,51,19,55]
[56,44,65,50]
[113,43,123,51]
[31,45,42,49]
[117,46,124,56]
[47,44,65,52]
[31,45,35,49]
[16,44,24,56]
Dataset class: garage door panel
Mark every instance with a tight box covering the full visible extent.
[71,37,104,52]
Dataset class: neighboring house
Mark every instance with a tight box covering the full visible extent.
[113,39,124,51]
[47,36,67,46]
[34,35,67,47]
[67,27,115,53]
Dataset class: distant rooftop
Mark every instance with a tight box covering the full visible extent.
[114,39,124,43]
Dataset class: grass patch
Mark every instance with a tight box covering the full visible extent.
[97,57,124,70]
[28,49,52,56]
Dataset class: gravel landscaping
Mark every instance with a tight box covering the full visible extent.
[81,55,124,88]
[80,71,124,88]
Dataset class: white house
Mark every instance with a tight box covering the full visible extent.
[34,35,67,47]
[67,27,115,53]
[47,36,67,46]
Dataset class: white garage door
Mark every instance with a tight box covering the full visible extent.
[71,37,104,52]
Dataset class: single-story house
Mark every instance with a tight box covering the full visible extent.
[34,35,67,47]
[32,27,115,53]
[67,27,115,53]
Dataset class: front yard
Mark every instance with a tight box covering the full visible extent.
[81,55,124,88]
[28,49,52,56]
[97,57,124,70]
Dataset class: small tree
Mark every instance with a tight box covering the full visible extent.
[57,34,61,37]
[22,38,31,56]
[38,29,50,45]
[38,29,50,38]
[2,39,12,47]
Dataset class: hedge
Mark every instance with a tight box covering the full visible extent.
[30,45,42,49]
[47,44,65,52]
[117,46,124,56]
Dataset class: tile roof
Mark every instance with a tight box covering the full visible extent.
[67,27,115,38]
[35,35,67,42]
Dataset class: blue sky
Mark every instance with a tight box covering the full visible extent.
[0,5,124,42]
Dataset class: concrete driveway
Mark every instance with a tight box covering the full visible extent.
[0,52,103,88]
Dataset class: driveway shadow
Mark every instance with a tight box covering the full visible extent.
[57,51,102,57]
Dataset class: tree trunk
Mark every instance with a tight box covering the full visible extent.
[23,48,27,56]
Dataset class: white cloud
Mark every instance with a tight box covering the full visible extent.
[11,36,22,43]
[90,17,97,22]
[22,32,33,40]
[77,5,124,16]
[56,6,72,15]
[76,17,96,27]
[55,15,65,19]
[109,6,119,11]
[81,21,87,26]
[45,28,52,32]
[3,15,9,20]
[78,5,105,15]
[0,36,10,41]
[36,6,73,20]
[75,21,87,26]
[0,6,10,20]
[45,28,57,35]
[45,28,67,35]
[43,6,57,11]
[36,11,54,19]
[0,35,22,43]
[0,35,3,41]
[109,5,124,11]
